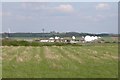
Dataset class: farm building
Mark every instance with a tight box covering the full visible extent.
[40,40,49,42]
[38,36,64,43]
[34,35,102,43]
[49,37,54,42]
[83,35,101,42]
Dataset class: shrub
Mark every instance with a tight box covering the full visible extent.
[2,39,83,46]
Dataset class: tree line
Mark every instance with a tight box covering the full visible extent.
[1,32,118,38]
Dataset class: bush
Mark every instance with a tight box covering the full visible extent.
[31,42,40,46]
[2,39,29,46]
[105,41,110,43]
[2,39,82,46]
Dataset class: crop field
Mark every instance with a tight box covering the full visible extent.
[1,43,118,78]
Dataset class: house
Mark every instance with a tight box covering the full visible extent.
[54,36,60,42]
[40,40,49,42]
[49,37,55,42]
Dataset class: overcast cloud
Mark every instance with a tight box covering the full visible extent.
[1,2,118,33]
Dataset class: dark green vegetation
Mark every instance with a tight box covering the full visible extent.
[2,39,82,46]
[2,43,118,78]
[1,32,118,38]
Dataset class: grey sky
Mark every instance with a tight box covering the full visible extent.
[1,2,118,33]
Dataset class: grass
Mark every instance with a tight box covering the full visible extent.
[1,43,118,78]
[0,48,2,79]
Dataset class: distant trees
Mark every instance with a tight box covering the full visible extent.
[1,32,118,38]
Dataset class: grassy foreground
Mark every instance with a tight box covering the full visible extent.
[1,43,118,78]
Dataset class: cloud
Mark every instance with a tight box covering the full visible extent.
[0,12,12,17]
[16,15,33,20]
[81,15,98,22]
[21,3,27,9]
[21,3,49,10]
[55,4,74,13]
[34,5,50,10]
[0,12,2,17]
[77,14,106,22]
[96,3,110,10]
[21,3,32,9]
[20,3,75,15]
[31,4,75,13]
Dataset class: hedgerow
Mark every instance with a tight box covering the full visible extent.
[2,39,82,46]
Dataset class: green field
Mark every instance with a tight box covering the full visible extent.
[1,43,118,78]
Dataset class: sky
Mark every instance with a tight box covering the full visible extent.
[1,2,118,33]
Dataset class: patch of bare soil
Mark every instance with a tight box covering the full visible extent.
[102,53,118,60]
[0,56,2,61]
[68,54,82,63]
[16,57,23,62]
[16,47,32,62]
[34,54,41,62]
[60,47,82,64]
[2,46,20,61]
[44,46,60,60]
[50,62,63,69]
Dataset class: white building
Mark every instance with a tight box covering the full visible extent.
[49,37,55,42]
[55,36,60,40]
[40,40,49,42]
[72,36,76,40]
[84,35,99,42]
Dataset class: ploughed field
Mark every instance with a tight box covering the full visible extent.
[1,43,118,78]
